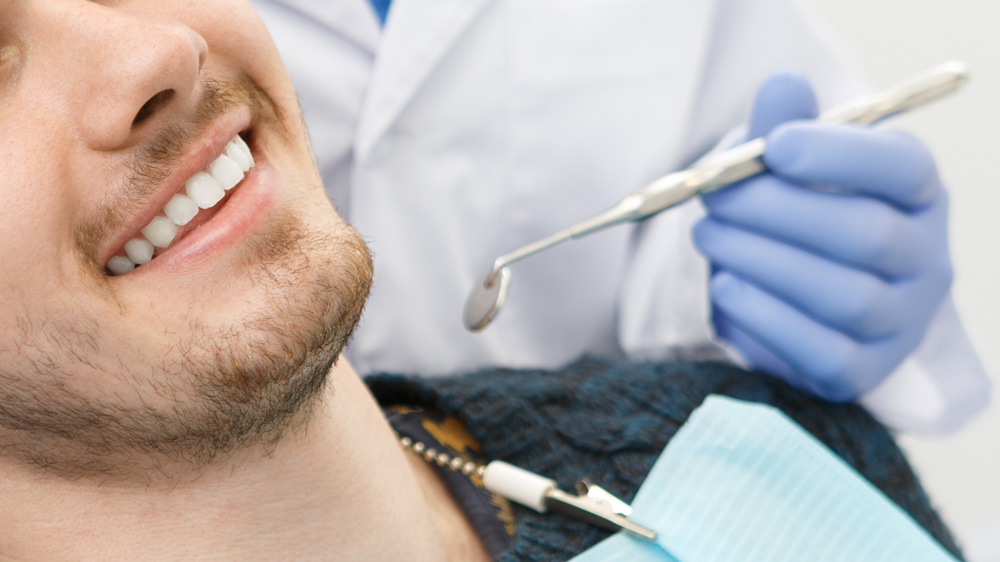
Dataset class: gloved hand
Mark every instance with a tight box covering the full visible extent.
[693,69,953,401]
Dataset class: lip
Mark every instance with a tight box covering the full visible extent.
[97,108,257,271]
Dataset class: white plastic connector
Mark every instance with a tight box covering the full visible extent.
[481,460,555,513]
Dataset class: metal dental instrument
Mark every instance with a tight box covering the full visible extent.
[464,60,970,332]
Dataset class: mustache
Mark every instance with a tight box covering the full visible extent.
[74,74,280,273]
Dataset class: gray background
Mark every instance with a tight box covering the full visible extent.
[802,1,1000,560]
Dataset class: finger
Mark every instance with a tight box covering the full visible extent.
[700,173,947,279]
[765,123,940,209]
[712,310,800,385]
[694,218,911,340]
[709,271,906,400]
[747,68,819,139]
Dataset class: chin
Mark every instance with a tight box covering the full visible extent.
[0,209,373,482]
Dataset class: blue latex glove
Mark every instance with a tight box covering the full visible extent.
[693,69,953,401]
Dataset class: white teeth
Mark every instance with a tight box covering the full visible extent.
[107,256,135,275]
[209,155,244,190]
[107,134,252,275]
[185,172,226,209]
[141,216,178,248]
[124,238,155,265]
[164,194,199,226]
[234,135,254,168]
[225,137,253,172]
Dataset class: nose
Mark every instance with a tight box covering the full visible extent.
[35,2,208,151]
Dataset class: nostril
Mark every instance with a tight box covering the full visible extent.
[132,89,175,128]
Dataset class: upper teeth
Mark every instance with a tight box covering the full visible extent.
[106,134,254,276]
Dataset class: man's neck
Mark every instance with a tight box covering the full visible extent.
[0,364,487,561]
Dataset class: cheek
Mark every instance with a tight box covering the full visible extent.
[0,291,104,387]
[0,285,189,394]
[0,161,68,292]
[0,127,109,296]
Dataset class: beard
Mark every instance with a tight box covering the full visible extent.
[0,210,373,481]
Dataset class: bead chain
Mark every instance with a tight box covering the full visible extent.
[398,435,487,479]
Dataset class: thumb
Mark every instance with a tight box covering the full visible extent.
[747,68,819,139]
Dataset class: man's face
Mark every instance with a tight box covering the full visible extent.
[0,1,372,477]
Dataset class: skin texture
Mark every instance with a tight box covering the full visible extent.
[0,1,487,560]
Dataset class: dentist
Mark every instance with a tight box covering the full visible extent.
[252,0,990,432]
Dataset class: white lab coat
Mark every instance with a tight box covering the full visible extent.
[251,0,989,433]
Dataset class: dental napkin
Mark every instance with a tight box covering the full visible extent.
[570,395,958,562]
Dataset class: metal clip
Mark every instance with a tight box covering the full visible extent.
[544,479,657,541]
[481,460,657,541]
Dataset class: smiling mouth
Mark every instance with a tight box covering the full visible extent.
[105,133,255,275]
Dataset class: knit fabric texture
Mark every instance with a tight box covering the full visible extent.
[366,357,962,562]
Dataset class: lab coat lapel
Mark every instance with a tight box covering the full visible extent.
[275,0,380,54]
[355,0,495,161]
